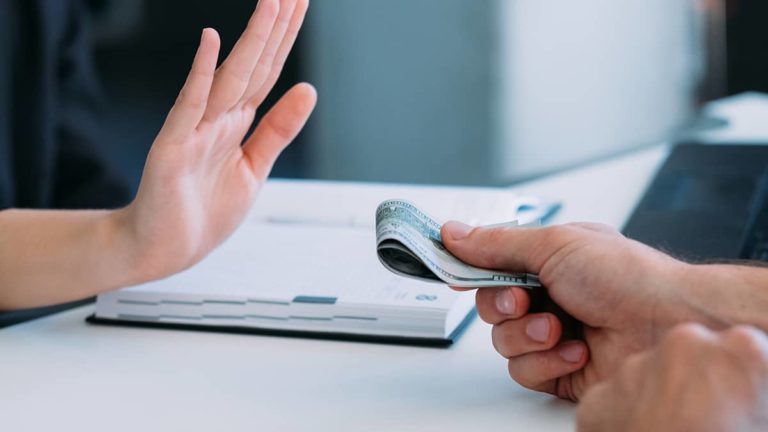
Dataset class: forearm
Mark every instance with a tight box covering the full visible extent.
[0,209,141,310]
[672,262,768,331]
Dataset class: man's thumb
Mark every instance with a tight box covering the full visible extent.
[441,221,538,273]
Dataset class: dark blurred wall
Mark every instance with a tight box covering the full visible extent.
[88,0,310,193]
[726,0,768,94]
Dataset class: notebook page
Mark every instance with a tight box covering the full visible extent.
[108,222,462,311]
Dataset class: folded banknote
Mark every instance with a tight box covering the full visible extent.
[375,199,542,288]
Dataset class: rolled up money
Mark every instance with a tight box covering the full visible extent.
[375,199,541,288]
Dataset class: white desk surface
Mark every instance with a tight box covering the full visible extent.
[0,145,668,432]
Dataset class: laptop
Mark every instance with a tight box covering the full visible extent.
[623,143,768,262]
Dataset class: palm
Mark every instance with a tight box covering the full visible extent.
[121,0,315,280]
[142,108,260,252]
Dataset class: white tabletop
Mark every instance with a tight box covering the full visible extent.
[0,145,668,432]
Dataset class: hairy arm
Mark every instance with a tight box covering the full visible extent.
[674,263,768,332]
[442,221,768,400]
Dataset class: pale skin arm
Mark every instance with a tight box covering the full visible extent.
[0,210,137,309]
[0,0,314,311]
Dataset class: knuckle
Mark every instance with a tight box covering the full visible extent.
[507,359,537,388]
[662,323,712,356]
[726,325,764,342]
[263,116,294,141]
[260,0,280,18]
[507,355,553,390]
[277,11,293,26]
[529,352,555,375]
[539,226,576,250]
[491,323,514,357]
[223,63,252,84]
[244,22,271,47]
[667,322,710,343]
[531,225,579,270]
[476,228,510,269]
[176,91,208,110]
[725,326,768,361]
[481,226,507,247]
[538,227,562,248]
[190,66,215,80]
[622,351,648,372]
[260,51,278,67]
[615,351,650,389]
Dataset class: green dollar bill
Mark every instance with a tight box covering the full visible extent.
[376,199,541,288]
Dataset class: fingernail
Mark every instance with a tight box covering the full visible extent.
[495,289,516,315]
[444,221,473,241]
[559,343,585,363]
[525,317,550,343]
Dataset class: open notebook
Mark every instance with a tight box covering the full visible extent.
[89,180,546,346]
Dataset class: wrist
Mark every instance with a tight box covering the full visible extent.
[102,206,157,288]
[665,262,768,331]
[637,255,704,333]
[106,203,202,287]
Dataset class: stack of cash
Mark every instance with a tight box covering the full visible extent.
[376,199,541,289]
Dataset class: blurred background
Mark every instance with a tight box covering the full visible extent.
[88,0,768,190]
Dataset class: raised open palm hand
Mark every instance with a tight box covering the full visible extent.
[116,0,316,281]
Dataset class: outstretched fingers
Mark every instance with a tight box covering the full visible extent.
[202,0,280,122]
[243,82,317,178]
[158,28,221,143]
[245,0,309,109]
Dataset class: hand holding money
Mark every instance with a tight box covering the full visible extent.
[375,199,541,288]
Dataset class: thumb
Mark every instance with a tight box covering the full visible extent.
[441,221,549,274]
[243,82,317,179]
